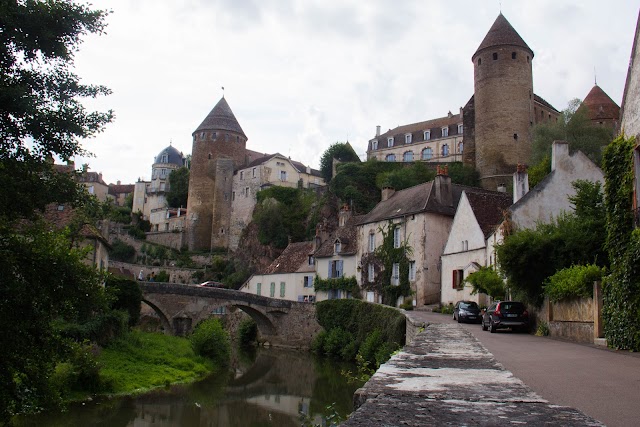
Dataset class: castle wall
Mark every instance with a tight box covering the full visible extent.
[473,45,534,189]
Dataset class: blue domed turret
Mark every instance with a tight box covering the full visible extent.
[154,144,185,167]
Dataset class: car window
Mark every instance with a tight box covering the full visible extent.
[502,302,524,311]
[488,303,497,311]
[460,302,479,309]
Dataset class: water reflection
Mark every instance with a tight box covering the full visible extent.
[15,347,363,427]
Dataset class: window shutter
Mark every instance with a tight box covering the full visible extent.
[452,270,458,289]
[328,262,332,278]
[338,260,343,277]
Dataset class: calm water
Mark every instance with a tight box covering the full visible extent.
[15,347,363,427]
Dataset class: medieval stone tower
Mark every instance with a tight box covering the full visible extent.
[186,97,247,251]
[469,13,534,189]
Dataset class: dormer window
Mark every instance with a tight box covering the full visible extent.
[457,124,463,134]
[442,127,449,137]
[405,133,412,144]
[372,140,378,150]
[424,130,431,140]
[334,240,341,253]
[161,154,168,163]
[387,137,394,147]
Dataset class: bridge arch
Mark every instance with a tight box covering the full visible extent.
[228,304,276,336]
[141,298,173,334]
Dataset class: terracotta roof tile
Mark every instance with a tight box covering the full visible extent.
[465,191,512,238]
[582,85,620,121]
[263,241,315,274]
[473,13,533,59]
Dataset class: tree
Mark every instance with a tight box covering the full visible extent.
[166,167,189,208]
[0,1,112,419]
[464,267,505,299]
[319,142,361,183]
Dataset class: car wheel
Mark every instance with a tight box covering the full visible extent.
[481,320,488,331]
[489,320,496,333]
[452,312,456,320]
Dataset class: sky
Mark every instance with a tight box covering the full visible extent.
[71,0,640,185]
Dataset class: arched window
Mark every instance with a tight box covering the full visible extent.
[385,154,396,162]
[403,151,414,162]
[422,147,433,160]
[372,140,378,150]
[442,144,449,156]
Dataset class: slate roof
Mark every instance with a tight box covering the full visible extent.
[534,94,560,113]
[582,85,620,121]
[356,180,498,225]
[195,97,246,137]
[373,114,462,143]
[314,220,358,258]
[108,184,135,196]
[473,13,533,59]
[465,191,513,238]
[154,144,185,166]
[262,241,315,274]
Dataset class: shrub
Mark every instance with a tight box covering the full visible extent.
[238,318,257,346]
[464,267,505,299]
[155,270,170,282]
[110,239,136,263]
[439,305,454,315]
[535,321,550,337]
[544,264,602,302]
[105,276,142,327]
[311,330,327,354]
[322,328,353,357]
[190,319,230,363]
[358,330,383,366]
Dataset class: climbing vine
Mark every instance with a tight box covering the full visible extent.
[601,134,640,351]
[313,275,360,298]
[360,221,413,306]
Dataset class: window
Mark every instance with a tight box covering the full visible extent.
[368,233,375,252]
[245,187,249,197]
[240,171,244,180]
[442,127,449,137]
[424,130,431,140]
[161,154,168,163]
[512,51,517,59]
[280,170,287,181]
[329,260,344,278]
[277,161,285,166]
[405,133,412,144]
[270,282,275,297]
[256,283,261,296]
[461,240,469,251]
[88,185,94,194]
[458,142,464,154]
[387,137,394,147]
[308,255,315,265]
[442,144,449,156]
[393,227,400,248]
[236,136,240,143]
[372,140,378,150]
[160,182,165,191]
[492,52,498,60]
[403,151,414,162]
[252,167,256,178]
[391,263,400,286]
[334,240,341,253]
[213,132,217,140]
[280,282,286,298]
[368,263,375,282]
[304,275,314,288]
[422,147,433,160]
[232,191,235,201]
[457,124,463,134]
[409,261,416,281]
[452,269,464,289]
[385,154,396,162]
[225,133,229,142]
[478,58,481,66]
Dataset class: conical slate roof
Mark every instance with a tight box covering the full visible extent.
[194,97,246,137]
[582,85,620,121]
[473,13,533,60]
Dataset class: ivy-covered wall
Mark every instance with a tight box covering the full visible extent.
[602,135,640,350]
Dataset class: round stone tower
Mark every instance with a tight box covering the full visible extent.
[186,97,247,251]
[472,13,534,190]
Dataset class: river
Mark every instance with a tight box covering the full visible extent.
[15,347,364,427]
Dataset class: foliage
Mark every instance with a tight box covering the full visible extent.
[123,193,134,209]
[56,310,128,348]
[360,222,413,306]
[107,205,132,224]
[530,98,614,167]
[535,321,550,337]
[154,270,170,282]
[189,319,231,363]
[528,155,551,189]
[601,135,640,350]
[496,180,607,306]
[110,239,136,262]
[376,161,435,190]
[253,186,319,249]
[313,275,360,297]
[544,264,602,302]
[200,255,251,289]
[105,276,142,327]
[300,403,344,427]
[464,266,505,299]
[50,341,102,399]
[238,318,258,346]
[436,304,454,315]
[99,330,214,394]
[166,167,190,208]
[319,142,361,183]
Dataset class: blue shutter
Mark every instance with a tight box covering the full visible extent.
[328,262,332,278]
[338,260,343,278]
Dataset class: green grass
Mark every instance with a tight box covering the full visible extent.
[98,330,216,394]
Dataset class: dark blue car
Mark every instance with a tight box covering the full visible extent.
[453,301,482,324]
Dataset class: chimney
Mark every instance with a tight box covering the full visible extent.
[381,186,395,201]
[513,164,529,203]
[376,125,381,137]
[338,203,352,227]
[448,111,453,118]
[551,140,569,172]
[434,165,452,206]
[306,165,311,174]
[117,180,121,185]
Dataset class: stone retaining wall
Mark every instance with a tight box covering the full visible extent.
[145,231,185,249]
[109,260,201,284]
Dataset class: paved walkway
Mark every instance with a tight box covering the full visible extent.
[342,314,603,426]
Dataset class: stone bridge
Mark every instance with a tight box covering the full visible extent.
[139,282,322,349]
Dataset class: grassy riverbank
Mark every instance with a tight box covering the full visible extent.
[97,330,218,395]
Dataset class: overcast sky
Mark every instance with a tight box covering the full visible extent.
[71,0,639,184]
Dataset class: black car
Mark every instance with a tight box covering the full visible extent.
[453,301,482,324]
[481,301,529,333]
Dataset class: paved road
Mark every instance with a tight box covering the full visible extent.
[408,310,640,427]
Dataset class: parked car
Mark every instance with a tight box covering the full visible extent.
[199,281,225,288]
[481,301,529,333]
[453,301,482,324]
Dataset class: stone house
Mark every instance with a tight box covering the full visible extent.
[78,168,109,202]
[229,153,323,250]
[440,190,512,306]
[242,242,317,302]
[313,205,359,301]
[355,167,496,307]
[108,181,135,206]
